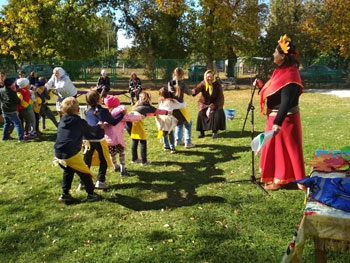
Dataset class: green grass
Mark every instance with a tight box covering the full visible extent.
[1,87,350,262]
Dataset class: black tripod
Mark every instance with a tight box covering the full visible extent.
[228,83,270,196]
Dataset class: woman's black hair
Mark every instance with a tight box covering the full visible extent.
[277,41,300,67]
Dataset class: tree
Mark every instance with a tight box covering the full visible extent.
[301,0,350,59]
[0,0,116,61]
[190,0,268,69]
[264,0,307,56]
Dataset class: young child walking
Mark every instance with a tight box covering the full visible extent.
[128,91,168,166]
[81,90,124,190]
[156,87,186,153]
[103,95,143,176]
[54,97,102,202]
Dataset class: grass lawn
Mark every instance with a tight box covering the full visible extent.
[0,86,349,262]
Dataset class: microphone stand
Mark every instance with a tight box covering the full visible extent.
[227,83,270,196]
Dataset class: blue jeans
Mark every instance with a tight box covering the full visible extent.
[2,111,24,140]
[175,120,192,144]
[163,130,175,149]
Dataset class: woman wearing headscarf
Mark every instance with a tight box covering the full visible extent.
[192,69,225,139]
[257,34,306,190]
[45,67,77,117]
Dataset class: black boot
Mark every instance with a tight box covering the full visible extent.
[198,132,204,138]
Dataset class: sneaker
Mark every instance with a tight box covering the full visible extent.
[131,159,142,164]
[164,147,171,152]
[185,143,195,148]
[141,160,151,166]
[87,193,102,202]
[95,181,109,189]
[77,184,85,191]
[121,169,130,177]
[58,193,74,202]
[198,132,205,138]
[24,134,36,140]
[175,141,185,146]
[170,148,176,154]
[212,132,218,139]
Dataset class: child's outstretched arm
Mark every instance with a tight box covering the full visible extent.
[146,109,168,116]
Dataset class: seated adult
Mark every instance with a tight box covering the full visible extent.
[192,70,226,139]
[96,69,110,99]
[129,72,142,105]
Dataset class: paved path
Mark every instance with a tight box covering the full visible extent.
[305,89,350,98]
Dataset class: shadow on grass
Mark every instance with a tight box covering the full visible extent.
[105,142,250,211]
[36,132,57,142]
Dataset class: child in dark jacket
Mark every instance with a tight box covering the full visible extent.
[81,90,124,190]
[0,78,24,141]
[54,97,103,202]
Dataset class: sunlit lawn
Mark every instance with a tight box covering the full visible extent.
[0,86,349,262]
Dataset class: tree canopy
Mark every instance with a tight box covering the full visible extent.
[0,0,349,67]
[0,0,116,61]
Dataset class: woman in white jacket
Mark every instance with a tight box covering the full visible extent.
[45,67,77,117]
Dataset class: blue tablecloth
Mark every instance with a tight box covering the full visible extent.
[282,171,350,262]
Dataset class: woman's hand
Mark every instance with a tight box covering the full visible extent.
[272,124,281,135]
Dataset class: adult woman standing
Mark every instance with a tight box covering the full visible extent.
[257,34,305,190]
[45,67,77,117]
[192,69,225,139]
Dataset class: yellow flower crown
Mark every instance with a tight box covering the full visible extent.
[278,34,291,54]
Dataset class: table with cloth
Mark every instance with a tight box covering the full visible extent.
[281,169,350,263]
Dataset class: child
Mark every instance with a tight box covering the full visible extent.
[31,85,41,136]
[156,87,186,153]
[168,67,195,148]
[128,91,168,166]
[36,79,58,130]
[54,97,102,202]
[103,95,143,176]
[16,78,37,139]
[80,90,124,190]
[0,78,24,141]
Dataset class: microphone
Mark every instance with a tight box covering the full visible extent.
[253,77,264,89]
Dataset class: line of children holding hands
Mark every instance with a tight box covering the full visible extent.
[55,71,192,202]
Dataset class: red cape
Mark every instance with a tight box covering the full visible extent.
[259,66,303,114]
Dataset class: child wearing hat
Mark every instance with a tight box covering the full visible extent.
[104,95,143,176]
[16,78,37,139]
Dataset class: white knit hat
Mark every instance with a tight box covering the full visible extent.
[16,78,30,88]
[101,69,106,75]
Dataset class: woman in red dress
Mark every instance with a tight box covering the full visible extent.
[258,34,306,190]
